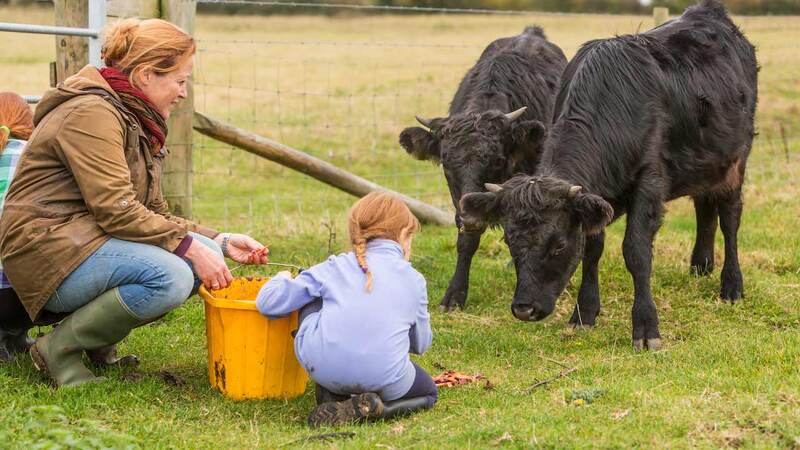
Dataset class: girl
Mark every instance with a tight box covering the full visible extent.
[256,192,437,427]
[0,92,34,363]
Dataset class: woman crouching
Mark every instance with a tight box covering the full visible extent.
[0,18,268,387]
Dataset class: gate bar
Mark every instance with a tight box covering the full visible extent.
[0,22,98,38]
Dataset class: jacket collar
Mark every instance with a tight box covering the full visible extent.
[33,65,120,126]
[366,239,404,257]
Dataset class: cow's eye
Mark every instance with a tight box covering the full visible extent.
[550,238,568,256]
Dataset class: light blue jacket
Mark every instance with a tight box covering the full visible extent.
[256,239,432,400]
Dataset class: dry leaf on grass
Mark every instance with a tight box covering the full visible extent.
[613,409,631,420]
[432,370,485,388]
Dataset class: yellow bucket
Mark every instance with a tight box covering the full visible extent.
[200,277,308,400]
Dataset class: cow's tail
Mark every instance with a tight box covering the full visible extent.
[523,25,546,39]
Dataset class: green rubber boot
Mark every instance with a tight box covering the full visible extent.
[86,344,140,368]
[30,288,142,388]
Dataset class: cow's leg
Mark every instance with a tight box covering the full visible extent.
[440,230,482,311]
[718,188,744,301]
[569,231,605,327]
[623,183,664,351]
[690,195,718,276]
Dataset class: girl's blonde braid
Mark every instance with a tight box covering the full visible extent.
[353,234,373,292]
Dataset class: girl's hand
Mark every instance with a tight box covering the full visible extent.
[216,233,269,264]
[185,239,232,290]
[274,270,292,279]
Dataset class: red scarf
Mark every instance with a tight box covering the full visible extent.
[99,67,167,152]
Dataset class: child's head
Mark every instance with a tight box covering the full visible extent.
[0,92,33,153]
[348,192,421,291]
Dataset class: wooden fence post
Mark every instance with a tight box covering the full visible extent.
[160,0,196,219]
[54,0,88,83]
[654,7,669,27]
[107,0,195,219]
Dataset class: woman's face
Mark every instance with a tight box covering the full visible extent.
[137,57,194,119]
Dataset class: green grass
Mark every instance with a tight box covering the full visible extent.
[2,6,800,448]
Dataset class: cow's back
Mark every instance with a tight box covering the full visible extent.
[649,0,757,197]
[449,27,566,123]
[549,0,757,200]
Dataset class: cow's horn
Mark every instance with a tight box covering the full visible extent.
[415,115,434,129]
[504,106,527,121]
[485,183,504,193]
[568,185,583,197]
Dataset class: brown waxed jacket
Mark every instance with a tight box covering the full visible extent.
[0,65,217,320]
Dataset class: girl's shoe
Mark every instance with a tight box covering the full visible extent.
[0,329,34,363]
[314,383,350,405]
[307,392,384,427]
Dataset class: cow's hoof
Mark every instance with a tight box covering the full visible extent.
[690,253,714,276]
[720,282,743,303]
[632,338,662,352]
[438,291,466,312]
[568,308,598,328]
[720,272,743,303]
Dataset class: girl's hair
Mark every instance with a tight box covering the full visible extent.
[348,192,421,292]
[0,92,34,153]
[101,18,196,87]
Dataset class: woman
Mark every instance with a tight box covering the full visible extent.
[0,18,267,387]
[0,92,35,363]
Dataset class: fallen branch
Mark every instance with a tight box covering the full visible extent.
[524,367,577,394]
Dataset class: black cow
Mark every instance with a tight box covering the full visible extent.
[460,0,757,350]
[399,26,566,311]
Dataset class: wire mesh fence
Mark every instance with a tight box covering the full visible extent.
[1,3,796,236]
[190,3,799,235]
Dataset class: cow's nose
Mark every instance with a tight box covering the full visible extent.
[511,303,547,322]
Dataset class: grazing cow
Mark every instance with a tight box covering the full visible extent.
[460,0,757,350]
[399,26,566,311]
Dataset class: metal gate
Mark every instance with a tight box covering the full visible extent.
[0,0,106,103]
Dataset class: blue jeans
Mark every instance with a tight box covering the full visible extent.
[43,232,222,320]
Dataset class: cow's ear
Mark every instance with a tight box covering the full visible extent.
[572,192,614,235]
[460,191,501,227]
[399,127,441,164]
[509,120,547,161]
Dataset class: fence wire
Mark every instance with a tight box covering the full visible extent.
[187,3,798,235]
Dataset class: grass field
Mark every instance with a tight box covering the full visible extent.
[1,5,799,448]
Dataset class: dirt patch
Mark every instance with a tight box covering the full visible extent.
[121,372,145,382]
[157,371,186,387]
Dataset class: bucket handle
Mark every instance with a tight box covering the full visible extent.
[230,261,306,274]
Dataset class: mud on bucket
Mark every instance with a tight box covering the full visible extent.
[200,277,308,400]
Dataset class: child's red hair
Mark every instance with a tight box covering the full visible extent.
[348,192,420,291]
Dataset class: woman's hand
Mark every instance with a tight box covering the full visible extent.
[185,239,232,290]
[216,233,269,265]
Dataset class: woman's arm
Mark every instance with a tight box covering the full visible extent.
[256,267,325,319]
[408,274,432,355]
[149,182,219,239]
[55,100,188,252]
